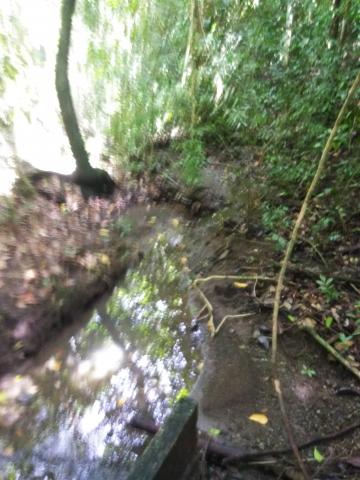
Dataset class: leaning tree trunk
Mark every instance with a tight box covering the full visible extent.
[56,0,115,196]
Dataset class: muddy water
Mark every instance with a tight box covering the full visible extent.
[0,205,204,480]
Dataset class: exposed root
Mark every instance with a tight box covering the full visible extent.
[214,313,255,336]
[192,274,275,336]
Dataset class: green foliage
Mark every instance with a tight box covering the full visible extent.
[0,196,18,225]
[176,136,206,186]
[208,427,221,438]
[111,217,134,237]
[316,275,339,302]
[77,0,359,238]
[301,365,316,378]
[324,316,333,329]
[175,387,189,401]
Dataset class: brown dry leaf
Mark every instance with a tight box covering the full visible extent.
[249,413,268,425]
[233,282,248,289]
[311,302,323,311]
[331,307,341,322]
[303,317,316,329]
[335,340,353,352]
[16,291,38,307]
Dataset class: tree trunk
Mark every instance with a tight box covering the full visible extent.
[282,0,294,67]
[330,0,342,40]
[56,0,115,196]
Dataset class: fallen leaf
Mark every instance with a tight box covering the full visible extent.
[46,358,62,372]
[100,254,111,266]
[313,447,324,463]
[233,282,248,289]
[170,218,180,227]
[24,269,36,281]
[16,291,38,307]
[249,413,268,425]
[303,317,316,329]
[208,427,221,438]
[180,256,188,265]
[14,341,24,351]
[0,391,8,404]
[100,228,109,238]
[219,249,229,260]
[117,398,126,408]
[335,340,353,352]
[147,216,157,225]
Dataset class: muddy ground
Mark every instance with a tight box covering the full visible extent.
[186,224,360,479]
[0,147,360,479]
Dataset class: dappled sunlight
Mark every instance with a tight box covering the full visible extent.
[0,374,38,427]
[75,341,124,382]
[0,208,203,477]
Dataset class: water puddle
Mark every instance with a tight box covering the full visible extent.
[0,206,204,479]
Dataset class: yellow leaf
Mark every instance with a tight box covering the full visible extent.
[100,254,110,266]
[147,216,157,225]
[233,282,248,289]
[100,228,109,238]
[170,218,180,227]
[180,256,188,265]
[117,398,126,408]
[14,341,24,351]
[47,358,62,372]
[0,391,8,404]
[15,375,22,382]
[249,413,268,425]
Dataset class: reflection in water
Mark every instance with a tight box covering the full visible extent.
[0,216,203,479]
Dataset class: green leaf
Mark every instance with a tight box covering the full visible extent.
[175,387,189,401]
[313,447,324,463]
[208,427,221,438]
[324,316,333,328]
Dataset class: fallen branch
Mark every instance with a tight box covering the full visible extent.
[214,312,255,336]
[129,416,360,465]
[195,274,274,285]
[302,325,360,382]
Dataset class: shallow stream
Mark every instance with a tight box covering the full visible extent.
[0,205,204,479]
